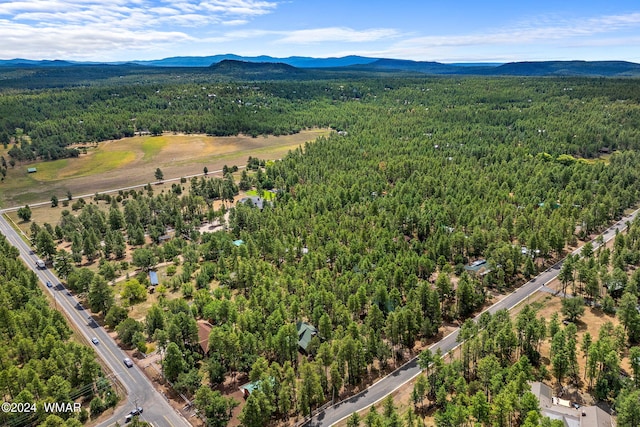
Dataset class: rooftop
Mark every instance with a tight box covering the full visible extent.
[149,271,159,286]
[465,259,487,272]
[197,321,213,354]
[296,321,318,352]
[529,382,611,427]
[238,196,269,210]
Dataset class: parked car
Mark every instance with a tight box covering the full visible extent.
[123,358,133,368]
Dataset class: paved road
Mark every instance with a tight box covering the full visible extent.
[0,215,191,427]
[306,209,640,426]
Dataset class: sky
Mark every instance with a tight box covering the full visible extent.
[1,0,640,63]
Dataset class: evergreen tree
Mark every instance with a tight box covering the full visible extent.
[88,275,114,314]
[163,342,186,382]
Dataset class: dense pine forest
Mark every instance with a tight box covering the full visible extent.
[4,75,640,426]
[1,77,640,162]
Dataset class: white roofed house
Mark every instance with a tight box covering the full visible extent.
[529,382,611,427]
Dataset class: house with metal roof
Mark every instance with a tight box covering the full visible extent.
[239,377,275,399]
[238,196,272,210]
[149,271,159,286]
[464,259,491,276]
[529,382,611,427]
[296,321,318,354]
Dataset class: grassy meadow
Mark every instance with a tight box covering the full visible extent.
[0,129,329,207]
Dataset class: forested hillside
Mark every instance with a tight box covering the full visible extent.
[10,76,640,426]
[0,235,117,427]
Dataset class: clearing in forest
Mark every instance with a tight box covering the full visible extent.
[0,129,329,207]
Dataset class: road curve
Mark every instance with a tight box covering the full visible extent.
[306,208,640,427]
[0,214,191,427]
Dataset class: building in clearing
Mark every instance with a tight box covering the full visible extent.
[529,381,611,427]
[27,167,37,173]
[238,196,271,210]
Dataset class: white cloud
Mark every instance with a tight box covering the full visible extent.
[395,12,640,50]
[198,0,277,16]
[0,0,279,29]
[275,27,399,44]
[372,11,640,62]
[0,20,192,59]
[196,26,400,48]
[1,3,639,62]
[0,0,280,59]
[222,19,249,26]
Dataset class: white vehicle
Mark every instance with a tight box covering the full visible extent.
[125,407,143,423]
[35,259,46,269]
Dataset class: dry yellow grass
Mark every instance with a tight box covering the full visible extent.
[0,129,330,207]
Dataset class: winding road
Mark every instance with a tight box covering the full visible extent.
[305,208,640,427]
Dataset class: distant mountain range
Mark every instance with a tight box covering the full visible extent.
[1,54,640,78]
[132,54,380,68]
[0,54,380,68]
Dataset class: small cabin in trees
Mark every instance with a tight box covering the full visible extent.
[464,259,490,276]
[239,381,259,399]
[240,377,275,399]
[197,321,213,356]
[238,196,270,210]
[296,321,318,354]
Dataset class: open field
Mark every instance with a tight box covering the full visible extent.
[0,129,329,207]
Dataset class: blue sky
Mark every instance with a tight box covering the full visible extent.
[1,0,639,62]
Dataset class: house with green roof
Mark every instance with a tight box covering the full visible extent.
[239,377,275,399]
[296,321,318,354]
